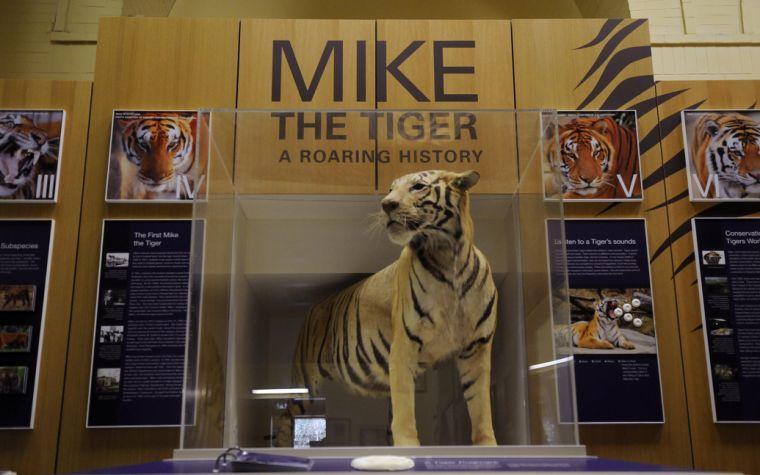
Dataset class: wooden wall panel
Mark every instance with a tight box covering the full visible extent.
[656,80,760,475]
[0,79,91,475]
[55,17,239,473]
[375,20,515,193]
[236,19,376,193]
[512,19,693,468]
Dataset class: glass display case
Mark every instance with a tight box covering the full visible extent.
[178,109,578,457]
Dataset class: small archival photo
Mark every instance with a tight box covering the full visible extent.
[543,110,642,201]
[682,110,760,201]
[95,367,121,393]
[701,250,726,266]
[0,109,65,202]
[106,110,202,202]
[0,284,36,312]
[555,288,656,354]
[99,325,124,344]
[0,366,29,394]
[102,288,126,307]
[0,325,33,352]
[105,252,130,268]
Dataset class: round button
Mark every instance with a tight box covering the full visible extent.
[623,303,632,312]
[614,307,624,317]
[632,298,641,308]
[633,318,643,328]
[624,313,633,322]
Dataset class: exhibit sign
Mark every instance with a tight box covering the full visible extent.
[87,219,201,427]
[548,219,664,423]
[0,219,54,428]
[682,109,760,201]
[692,217,760,422]
[0,109,65,202]
[105,110,206,202]
[542,110,643,202]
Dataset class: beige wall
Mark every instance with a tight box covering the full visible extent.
[0,0,121,80]
[0,0,628,81]
[630,0,760,80]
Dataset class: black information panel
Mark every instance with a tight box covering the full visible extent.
[548,219,664,423]
[692,217,760,423]
[0,220,53,428]
[87,219,200,427]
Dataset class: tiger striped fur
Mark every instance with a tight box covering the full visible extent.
[290,170,498,447]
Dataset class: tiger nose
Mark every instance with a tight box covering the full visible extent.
[381,199,399,215]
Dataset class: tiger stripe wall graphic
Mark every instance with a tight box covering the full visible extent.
[655,80,760,474]
[512,19,692,468]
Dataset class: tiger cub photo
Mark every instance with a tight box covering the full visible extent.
[0,111,63,201]
[570,298,635,350]
[544,110,641,201]
[287,170,498,447]
[683,110,760,200]
[106,111,204,201]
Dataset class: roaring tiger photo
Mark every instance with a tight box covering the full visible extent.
[282,170,498,447]
[569,298,635,350]
[107,111,203,201]
[685,111,760,200]
[544,111,641,200]
[0,111,62,201]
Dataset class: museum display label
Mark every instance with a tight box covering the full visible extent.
[548,218,664,423]
[87,219,201,427]
[0,219,54,428]
[692,217,760,423]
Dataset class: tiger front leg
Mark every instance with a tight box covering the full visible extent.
[616,336,635,350]
[457,340,496,446]
[389,338,420,446]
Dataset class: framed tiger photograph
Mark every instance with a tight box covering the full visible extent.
[105,110,207,202]
[682,109,760,201]
[0,109,65,202]
[542,110,643,202]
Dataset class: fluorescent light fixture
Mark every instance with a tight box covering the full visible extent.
[529,356,573,371]
[251,388,309,399]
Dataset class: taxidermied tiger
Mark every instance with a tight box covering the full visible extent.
[113,114,200,200]
[546,117,639,199]
[0,114,53,200]
[691,113,760,199]
[286,170,497,447]
[571,298,634,350]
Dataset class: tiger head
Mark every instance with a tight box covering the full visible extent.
[596,298,621,321]
[697,113,760,192]
[0,119,50,197]
[120,116,194,192]
[550,117,618,197]
[380,170,479,246]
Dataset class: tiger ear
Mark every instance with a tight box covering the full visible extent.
[705,119,720,137]
[451,170,480,192]
[118,119,132,129]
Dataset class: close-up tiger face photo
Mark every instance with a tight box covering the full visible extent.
[107,111,201,201]
[684,111,760,200]
[544,110,641,201]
